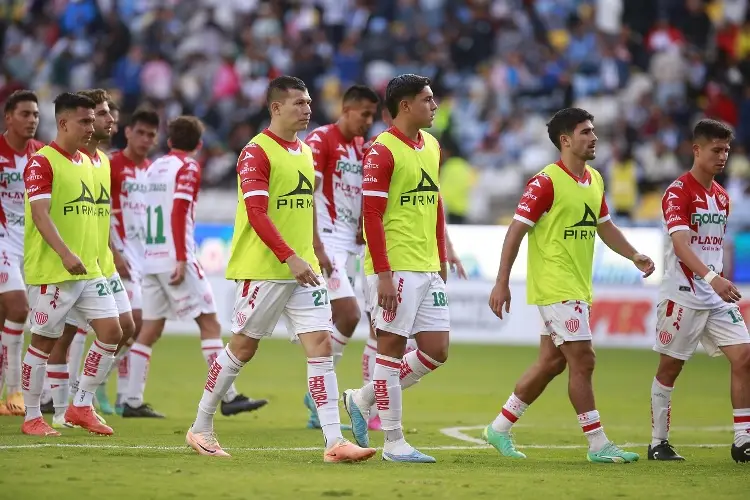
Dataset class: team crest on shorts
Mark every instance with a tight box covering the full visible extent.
[328,277,340,291]
[235,311,247,327]
[565,318,580,333]
[382,309,396,323]
[658,330,673,345]
[34,311,49,325]
[0,272,7,284]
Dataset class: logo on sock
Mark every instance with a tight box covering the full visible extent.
[205,361,222,393]
[83,351,103,377]
[374,379,389,411]
[308,375,328,408]
[21,362,31,391]
[399,360,413,380]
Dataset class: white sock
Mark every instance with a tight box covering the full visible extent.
[399,350,442,389]
[115,347,130,404]
[362,338,378,419]
[578,410,609,452]
[193,346,244,434]
[491,393,529,432]
[68,328,87,394]
[733,408,750,446]
[307,356,343,447]
[21,346,48,421]
[330,328,349,367]
[201,339,238,403]
[2,321,25,393]
[0,330,4,396]
[73,340,117,407]
[372,354,404,445]
[47,364,69,418]
[41,374,52,405]
[126,342,151,407]
[651,377,674,447]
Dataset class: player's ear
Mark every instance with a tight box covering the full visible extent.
[196,139,203,153]
[167,138,173,150]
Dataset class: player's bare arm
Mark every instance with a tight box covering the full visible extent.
[29,198,86,275]
[109,228,131,280]
[596,220,655,278]
[670,230,741,303]
[445,229,466,280]
[489,219,530,319]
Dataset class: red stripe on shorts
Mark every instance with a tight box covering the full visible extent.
[665,300,675,317]
[242,280,251,298]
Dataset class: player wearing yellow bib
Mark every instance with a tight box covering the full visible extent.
[484,108,655,463]
[341,74,449,463]
[186,76,375,463]
[21,93,122,437]
[44,90,136,428]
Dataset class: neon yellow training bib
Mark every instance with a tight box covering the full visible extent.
[90,149,116,277]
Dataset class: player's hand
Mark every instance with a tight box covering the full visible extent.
[62,252,87,275]
[488,282,511,319]
[711,276,742,303]
[632,253,655,278]
[447,247,468,280]
[170,261,186,286]
[314,244,334,277]
[377,271,398,313]
[287,254,320,287]
[114,252,131,281]
[356,227,366,245]
[440,261,448,283]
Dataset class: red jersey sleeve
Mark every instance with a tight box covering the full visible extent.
[238,143,295,263]
[598,195,611,224]
[662,182,691,234]
[174,159,201,202]
[362,143,394,273]
[513,174,554,226]
[437,196,447,262]
[24,154,54,202]
[304,129,328,179]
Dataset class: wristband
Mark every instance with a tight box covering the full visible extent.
[704,271,718,284]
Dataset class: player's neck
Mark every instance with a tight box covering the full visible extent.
[267,123,297,143]
[122,146,145,165]
[82,140,100,157]
[392,118,420,143]
[690,165,714,190]
[3,130,28,153]
[335,120,355,141]
[560,153,586,177]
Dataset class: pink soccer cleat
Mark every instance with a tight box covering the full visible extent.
[323,438,377,463]
[186,427,231,458]
[21,417,61,437]
[64,405,113,435]
[368,415,382,431]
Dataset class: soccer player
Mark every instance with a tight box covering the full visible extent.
[484,108,655,463]
[22,92,122,436]
[185,76,376,463]
[0,90,43,416]
[340,74,450,463]
[301,84,379,429]
[126,116,266,418]
[648,119,750,463]
[109,107,159,414]
[45,89,136,427]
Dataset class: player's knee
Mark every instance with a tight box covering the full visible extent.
[333,300,361,336]
[656,355,684,385]
[567,345,595,376]
[543,356,567,378]
[119,316,136,343]
[4,295,28,323]
[730,346,750,376]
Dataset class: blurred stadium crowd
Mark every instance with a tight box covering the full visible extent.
[1,0,750,226]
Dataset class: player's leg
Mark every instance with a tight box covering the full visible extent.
[47,322,79,428]
[648,300,703,461]
[704,303,750,462]
[362,314,380,430]
[0,286,30,416]
[483,334,566,459]
[285,282,375,463]
[67,327,88,399]
[116,276,142,414]
[64,277,122,435]
[554,302,638,463]
[0,303,7,416]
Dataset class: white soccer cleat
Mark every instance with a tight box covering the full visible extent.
[186,427,231,458]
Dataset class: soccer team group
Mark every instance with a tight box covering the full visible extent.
[0,72,748,464]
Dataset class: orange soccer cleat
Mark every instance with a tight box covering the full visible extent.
[21,417,61,437]
[5,392,25,416]
[186,427,231,458]
[64,405,113,436]
[323,438,377,463]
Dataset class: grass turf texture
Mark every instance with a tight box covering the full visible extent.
[0,336,746,499]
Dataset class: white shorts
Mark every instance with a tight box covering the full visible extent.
[27,278,118,338]
[142,264,217,321]
[653,300,750,360]
[539,300,592,347]
[123,276,142,310]
[360,261,373,315]
[67,273,132,329]
[367,271,450,338]
[0,249,24,294]
[324,250,358,301]
[231,279,333,340]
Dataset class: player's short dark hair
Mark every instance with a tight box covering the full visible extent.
[266,76,308,108]
[168,116,204,151]
[77,88,111,106]
[384,74,430,118]
[54,92,96,116]
[546,108,594,150]
[107,99,119,113]
[693,119,734,143]
[130,107,160,129]
[342,85,379,105]
[4,90,38,114]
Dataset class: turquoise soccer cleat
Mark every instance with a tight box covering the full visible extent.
[482,425,527,458]
[587,442,640,463]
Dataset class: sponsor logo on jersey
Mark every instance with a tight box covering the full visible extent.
[63,181,99,216]
[399,169,439,206]
[563,204,598,240]
[517,203,531,213]
[277,171,314,209]
[335,159,362,175]
[522,189,537,200]
[690,212,727,226]
[121,180,148,193]
[717,193,728,206]
[0,171,23,184]
[669,180,683,189]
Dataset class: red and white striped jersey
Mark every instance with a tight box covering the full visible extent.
[0,134,44,257]
[305,124,366,253]
[660,172,730,310]
[110,150,151,278]
[142,151,201,274]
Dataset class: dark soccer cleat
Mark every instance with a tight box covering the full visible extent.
[220,394,268,416]
[40,399,55,415]
[648,441,685,461]
[731,442,750,463]
[122,403,165,418]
